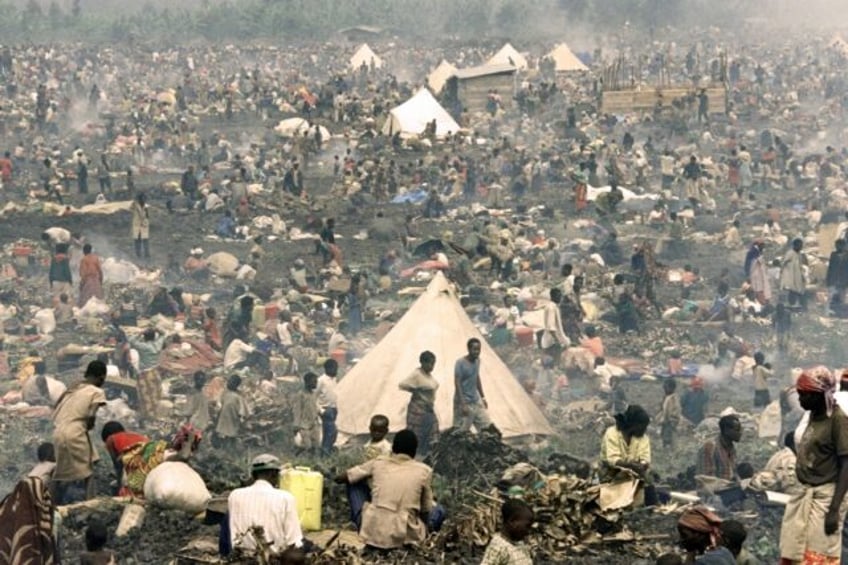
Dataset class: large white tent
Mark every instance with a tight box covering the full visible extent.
[350,43,383,70]
[335,272,554,439]
[381,88,461,138]
[426,60,458,93]
[487,43,527,70]
[546,43,589,72]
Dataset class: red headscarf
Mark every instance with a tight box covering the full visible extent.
[797,366,836,415]
[678,505,723,548]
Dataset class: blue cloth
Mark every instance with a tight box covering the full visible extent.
[694,546,735,564]
[346,482,371,529]
[253,337,274,355]
[391,189,428,204]
[321,407,338,456]
[215,216,236,238]
[348,292,362,335]
[454,357,481,405]
[218,513,232,556]
[428,504,446,532]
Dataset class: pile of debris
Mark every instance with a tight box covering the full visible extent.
[425,428,526,483]
[431,471,636,561]
[309,468,672,564]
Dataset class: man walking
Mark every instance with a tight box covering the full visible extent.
[453,338,492,433]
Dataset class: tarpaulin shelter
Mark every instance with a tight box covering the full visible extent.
[335,272,554,439]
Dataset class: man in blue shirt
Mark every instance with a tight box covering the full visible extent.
[453,338,492,433]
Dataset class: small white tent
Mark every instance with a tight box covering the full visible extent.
[487,43,527,70]
[546,43,589,72]
[426,60,458,93]
[335,272,554,439]
[350,43,383,70]
[381,88,461,138]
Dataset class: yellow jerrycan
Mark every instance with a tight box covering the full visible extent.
[280,466,323,531]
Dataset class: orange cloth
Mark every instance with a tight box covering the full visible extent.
[580,336,604,358]
[203,318,222,351]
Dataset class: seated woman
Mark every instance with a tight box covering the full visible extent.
[600,404,652,481]
[101,421,201,498]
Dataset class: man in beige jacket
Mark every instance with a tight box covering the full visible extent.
[336,429,434,549]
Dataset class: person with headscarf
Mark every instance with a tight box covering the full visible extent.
[677,506,735,564]
[779,366,848,565]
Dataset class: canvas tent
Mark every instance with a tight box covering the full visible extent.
[381,88,461,138]
[350,43,383,70]
[335,272,554,439]
[427,60,458,93]
[546,43,589,72]
[487,43,527,70]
